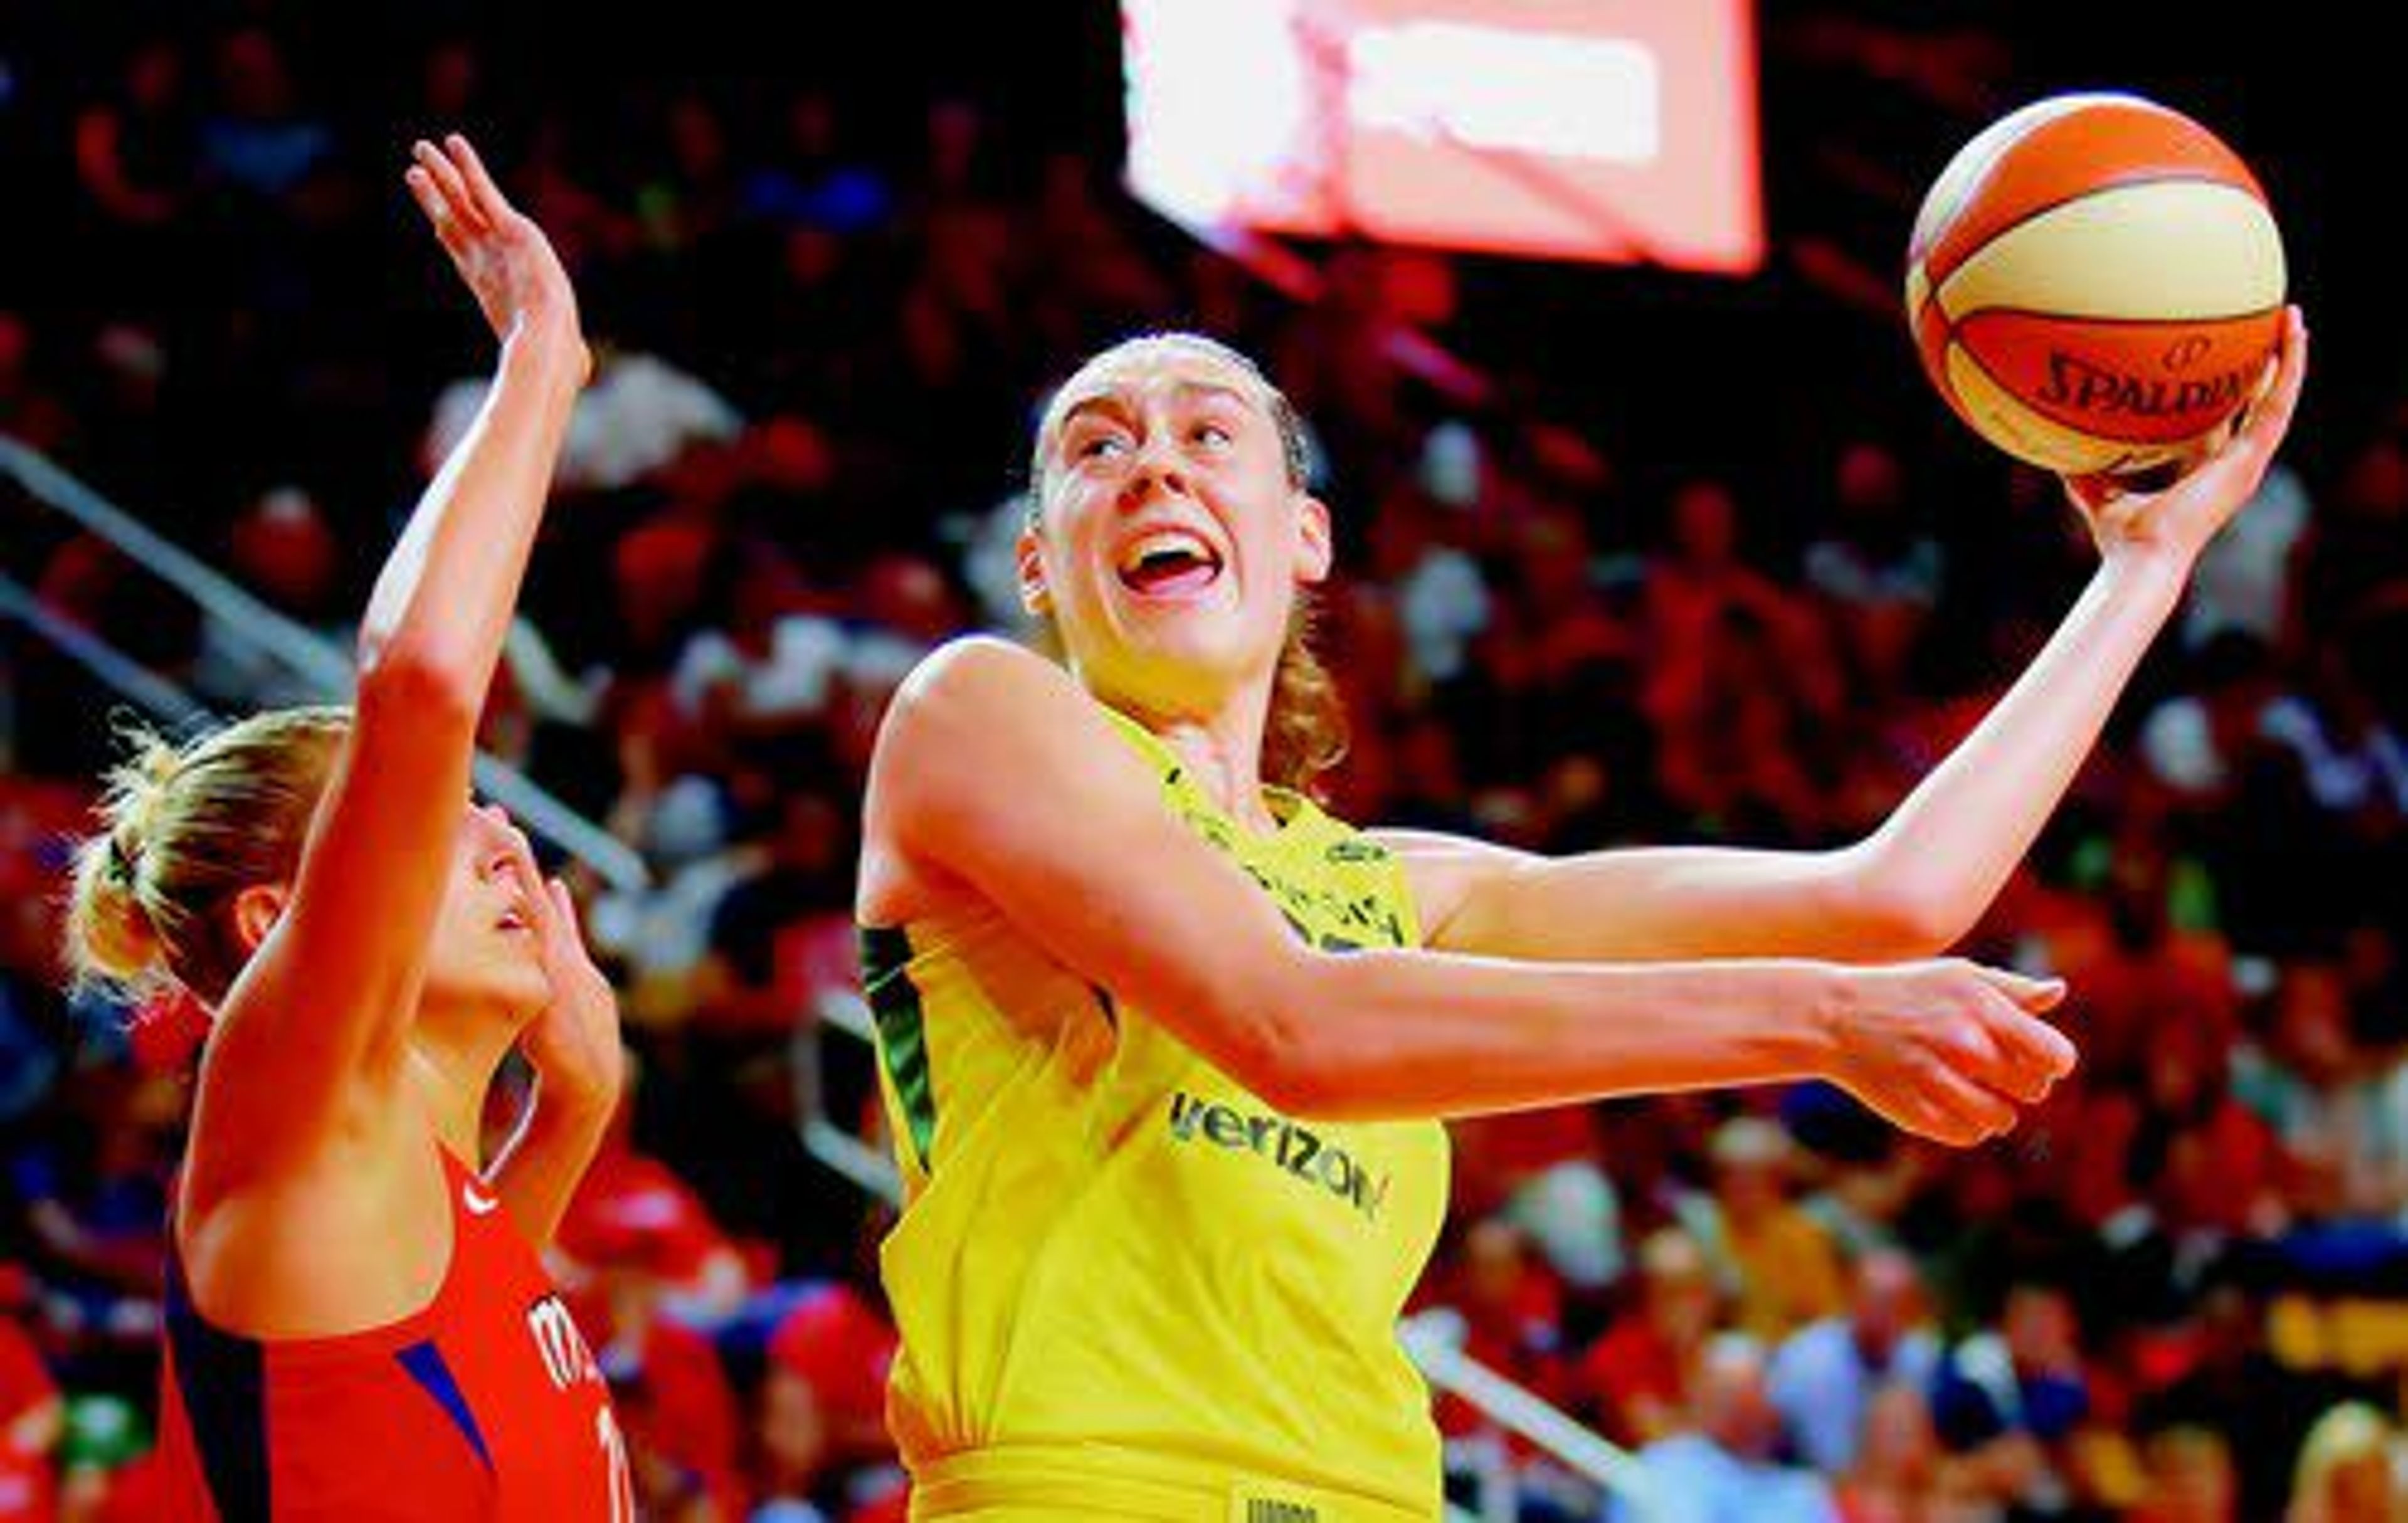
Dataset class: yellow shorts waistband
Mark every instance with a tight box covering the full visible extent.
[909,1445,1437,1522]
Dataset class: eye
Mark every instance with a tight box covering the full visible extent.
[1074,431,1129,462]
[1192,422,1234,448]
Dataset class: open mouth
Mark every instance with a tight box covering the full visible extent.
[1116,528,1224,598]
[496,905,534,935]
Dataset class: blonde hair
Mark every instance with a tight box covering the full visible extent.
[1025,332,1348,795]
[2288,1401,2400,1523]
[65,707,351,1006]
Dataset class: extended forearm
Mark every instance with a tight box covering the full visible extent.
[1269,947,1839,1121]
[1856,552,2187,944]
[359,327,583,690]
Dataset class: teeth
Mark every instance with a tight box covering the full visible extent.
[1119,529,1216,574]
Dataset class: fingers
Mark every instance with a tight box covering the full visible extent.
[1961,969,2077,1097]
[1867,964,2079,1147]
[544,876,588,950]
[1977,966,2068,1016]
[403,164,464,250]
[2236,304,2308,452]
[445,132,516,228]
[409,137,487,235]
[1928,1003,2051,1108]
[1896,1060,2020,1147]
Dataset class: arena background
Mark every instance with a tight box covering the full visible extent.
[1,3,2404,1519]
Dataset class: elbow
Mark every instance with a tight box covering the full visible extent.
[354,637,485,732]
[1208,952,1356,1119]
[1242,1034,1339,1118]
[1843,866,1973,959]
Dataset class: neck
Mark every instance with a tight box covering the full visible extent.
[405,1003,523,1164]
[1094,669,1282,832]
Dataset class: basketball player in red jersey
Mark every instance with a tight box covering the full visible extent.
[61,135,631,1520]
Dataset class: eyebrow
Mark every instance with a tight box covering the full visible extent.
[1055,380,1259,436]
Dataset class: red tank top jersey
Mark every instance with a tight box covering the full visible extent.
[154,1146,631,1521]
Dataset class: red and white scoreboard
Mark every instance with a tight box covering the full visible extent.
[1121,0,1763,274]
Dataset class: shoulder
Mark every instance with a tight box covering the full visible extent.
[885,633,1064,725]
[873,635,1055,780]
[858,636,1116,923]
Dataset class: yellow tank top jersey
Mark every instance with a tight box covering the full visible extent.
[858,709,1450,1521]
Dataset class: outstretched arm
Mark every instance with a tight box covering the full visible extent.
[863,637,2074,1144]
[1398,308,2308,964]
[196,137,589,1183]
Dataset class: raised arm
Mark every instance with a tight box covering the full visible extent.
[1399,308,2308,965]
[862,637,2074,1145]
[196,137,589,1174]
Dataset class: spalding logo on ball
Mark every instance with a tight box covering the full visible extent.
[1905,92,2285,478]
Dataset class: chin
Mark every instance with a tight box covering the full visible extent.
[1113,626,1272,697]
[457,960,553,1033]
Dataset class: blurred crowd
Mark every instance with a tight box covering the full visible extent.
[2,5,2406,1521]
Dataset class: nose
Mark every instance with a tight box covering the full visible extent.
[1120,433,1191,507]
[472,804,533,876]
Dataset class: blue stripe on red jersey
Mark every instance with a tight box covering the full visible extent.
[396,1339,495,1472]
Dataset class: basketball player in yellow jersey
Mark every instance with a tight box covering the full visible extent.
[855,312,2306,1519]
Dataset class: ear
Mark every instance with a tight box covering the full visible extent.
[1294,494,1333,586]
[228,883,291,959]
[1016,521,1052,618]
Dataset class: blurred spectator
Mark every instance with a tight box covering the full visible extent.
[2134,1270,2333,1520]
[557,1080,754,1331]
[1832,1381,1988,1523]
[752,1282,904,1523]
[72,40,193,231]
[2284,1401,2403,1523]
[669,538,846,751]
[0,313,73,454]
[190,483,348,710]
[2186,452,2311,650]
[2182,461,2312,652]
[587,757,754,1029]
[1637,477,1804,732]
[1612,1332,1840,1523]
[70,36,196,327]
[2259,640,2408,826]
[1770,1246,1943,1475]
[1675,1115,1849,1342]
[1576,1226,1724,1448]
[0,1273,60,1523]
[2233,960,2400,1223]
[587,1239,748,1523]
[1449,1101,1622,1298]
[2136,630,2283,810]
[2130,1424,2239,1523]
[426,339,742,494]
[693,790,855,1038]
[1929,1277,2094,1516]
[195,29,332,204]
[3,1076,174,1362]
[1802,438,1944,700]
[51,1389,152,1523]
[1429,1217,1571,1446]
[739,88,894,240]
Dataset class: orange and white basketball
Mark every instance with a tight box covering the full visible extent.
[1904,92,2286,478]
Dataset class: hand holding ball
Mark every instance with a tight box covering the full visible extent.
[1905,93,2285,482]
